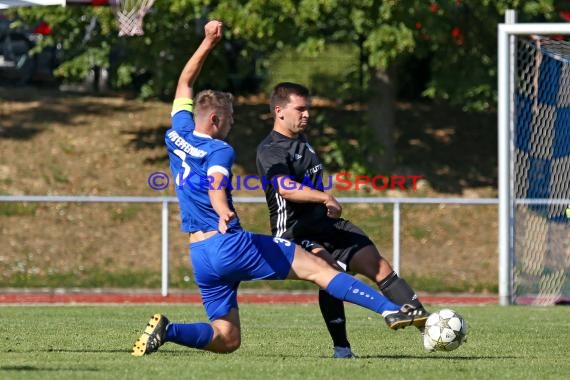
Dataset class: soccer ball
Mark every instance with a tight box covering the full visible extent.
[423,309,468,352]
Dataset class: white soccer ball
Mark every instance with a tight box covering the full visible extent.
[422,309,468,352]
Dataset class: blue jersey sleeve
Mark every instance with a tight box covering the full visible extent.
[206,143,235,177]
[171,98,195,132]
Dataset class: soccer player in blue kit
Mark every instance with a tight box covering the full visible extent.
[132,20,427,357]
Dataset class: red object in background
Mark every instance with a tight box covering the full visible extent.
[430,3,439,13]
[560,11,570,21]
[415,21,423,30]
[451,27,464,46]
[33,21,52,35]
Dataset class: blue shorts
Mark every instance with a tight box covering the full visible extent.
[190,230,295,321]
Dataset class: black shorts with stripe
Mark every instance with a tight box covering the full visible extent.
[293,218,373,270]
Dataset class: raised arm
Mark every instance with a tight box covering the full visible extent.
[174,20,223,100]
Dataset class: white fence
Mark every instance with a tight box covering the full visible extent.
[0,195,498,296]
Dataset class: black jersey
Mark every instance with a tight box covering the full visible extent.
[256,130,333,239]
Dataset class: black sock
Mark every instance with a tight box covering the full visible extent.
[318,289,350,348]
[378,271,424,309]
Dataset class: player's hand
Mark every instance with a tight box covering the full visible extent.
[204,20,223,45]
[324,195,342,219]
[218,210,236,234]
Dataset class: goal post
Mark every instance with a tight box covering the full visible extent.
[498,12,570,305]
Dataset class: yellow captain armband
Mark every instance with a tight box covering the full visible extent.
[172,98,193,114]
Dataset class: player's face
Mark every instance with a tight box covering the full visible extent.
[278,94,310,137]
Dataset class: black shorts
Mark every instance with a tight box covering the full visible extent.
[293,219,373,270]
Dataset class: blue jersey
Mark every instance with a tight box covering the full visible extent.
[166,98,241,233]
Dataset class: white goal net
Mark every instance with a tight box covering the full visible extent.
[512,36,570,305]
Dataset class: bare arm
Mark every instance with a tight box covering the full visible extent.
[174,20,223,100]
[208,172,235,233]
[275,175,342,218]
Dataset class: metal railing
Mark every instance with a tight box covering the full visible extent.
[0,195,499,296]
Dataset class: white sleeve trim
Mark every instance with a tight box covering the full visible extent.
[207,165,229,177]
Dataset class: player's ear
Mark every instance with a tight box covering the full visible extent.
[210,113,219,126]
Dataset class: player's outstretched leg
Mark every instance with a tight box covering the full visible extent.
[325,273,427,330]
[290,246,427,330]
[383,304,429,330]
[378,270,429,314]
[378,270,429,330]
[348,246,429,330]
[132,314,170,356]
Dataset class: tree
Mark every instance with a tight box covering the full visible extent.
[9,1,230,97]
[8,0,561,171]
[213,0,559,171]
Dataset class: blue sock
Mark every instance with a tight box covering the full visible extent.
[325,272,400,314]
[165,322,214,349]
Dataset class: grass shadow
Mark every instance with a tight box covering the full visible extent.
[353,354,518,360]
[0,126,42,139]
[123,124,170,165]
[0,86,145,141]
[0,365,100,372]
[2,86,498,194]
[396,102,497,193]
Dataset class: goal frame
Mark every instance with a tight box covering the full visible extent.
[498,10,570,305]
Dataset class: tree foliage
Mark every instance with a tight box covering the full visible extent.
[215,0,559,111]
[5,0,563,172]
[7,0,560,106]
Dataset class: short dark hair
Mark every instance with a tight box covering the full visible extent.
[269,82,310,117]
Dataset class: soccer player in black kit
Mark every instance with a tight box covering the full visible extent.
[256,82,428,358]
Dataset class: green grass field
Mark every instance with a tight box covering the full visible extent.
[1,304,568,380]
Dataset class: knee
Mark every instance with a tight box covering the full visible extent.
[211,326,241,353]
[216,334,241,353]
[221,336,241,353]
[350,248,392,281]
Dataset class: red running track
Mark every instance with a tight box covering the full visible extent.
[0,292,498,305]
